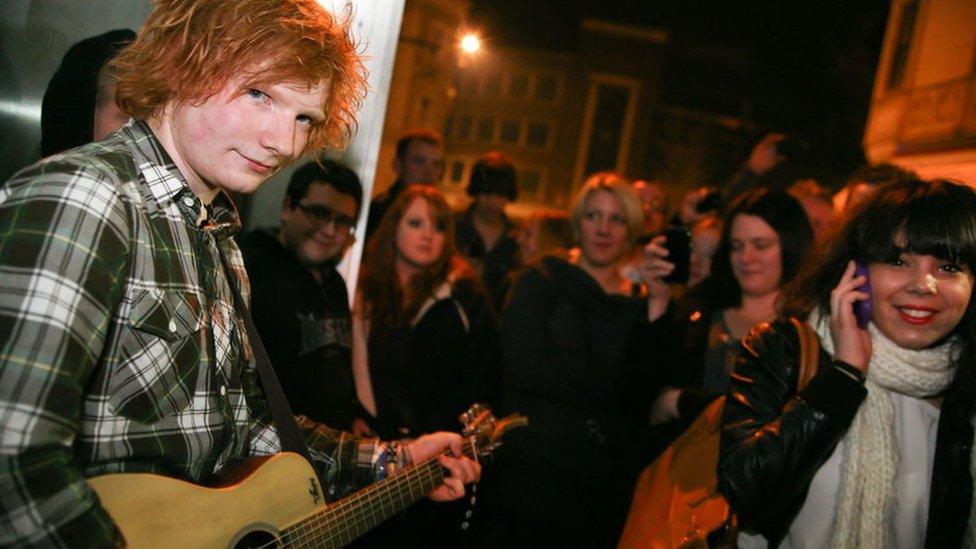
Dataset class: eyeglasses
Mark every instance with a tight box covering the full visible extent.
[297,203,357,233]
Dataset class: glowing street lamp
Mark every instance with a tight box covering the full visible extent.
[460,33,481,54]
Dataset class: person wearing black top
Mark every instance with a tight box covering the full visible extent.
[454,151,520,311]
[41,29,136,157]
[487,172,663,547]
[352,184,500,547]
[239,159,363,429]
[720,179,976,548]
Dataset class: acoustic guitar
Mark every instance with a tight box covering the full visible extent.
[87,404,526,548]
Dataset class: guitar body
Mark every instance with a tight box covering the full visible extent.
[88,452,324,548]
[85,406,527,548]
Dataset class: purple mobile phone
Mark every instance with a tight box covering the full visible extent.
[852,262,872,328]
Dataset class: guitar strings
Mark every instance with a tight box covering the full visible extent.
[276,453,447,548]
[253,439,476,548]
[286,455,439,547]
[287,441,470,548]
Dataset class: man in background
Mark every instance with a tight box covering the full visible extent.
[454,151,519,310]
[365,128,444,239]
[239,159,362,430]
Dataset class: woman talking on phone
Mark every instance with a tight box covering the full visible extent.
[718,178,976,548]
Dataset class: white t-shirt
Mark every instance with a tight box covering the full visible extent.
[738,392,940,549]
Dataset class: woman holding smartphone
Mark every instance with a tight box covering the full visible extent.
[487,172,662,547]
[644,189,813,427]
[719,178,976,548]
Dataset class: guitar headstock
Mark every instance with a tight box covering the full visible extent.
[459,403,528,460]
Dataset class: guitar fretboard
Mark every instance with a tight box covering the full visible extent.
[279,438,477,548]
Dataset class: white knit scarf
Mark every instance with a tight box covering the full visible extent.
[808,309,957,548]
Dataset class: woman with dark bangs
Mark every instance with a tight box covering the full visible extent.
[352,185,500,440]
[718,178,976,548]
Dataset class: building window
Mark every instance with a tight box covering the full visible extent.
[450,159,465,184]
[584,83,632,175]
[477,116,495,143]
[500,118,521,143]
[443,116,453,141]
[887,0,919,90]
[535,75,559,101]
[456,115,473,141]
[526,121,551,148]
[509,73,530,99]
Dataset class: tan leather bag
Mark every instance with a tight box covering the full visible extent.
[618,318,820,548]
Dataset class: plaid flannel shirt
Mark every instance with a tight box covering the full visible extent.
[0,120,384,547]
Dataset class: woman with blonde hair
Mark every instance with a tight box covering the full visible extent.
[486,172,663,546]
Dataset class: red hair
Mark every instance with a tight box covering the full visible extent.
[111,0,367,152]
[360,186,471,327]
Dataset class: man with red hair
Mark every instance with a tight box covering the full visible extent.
[0,1,478,545]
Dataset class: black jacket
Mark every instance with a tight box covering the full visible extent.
[366,275,501,439]
[717,319,974,548]
[238,228,357,429]
[453,207,519,312]
[493,256,663,544]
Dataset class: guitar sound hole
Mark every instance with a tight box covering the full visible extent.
[233,528,281,548]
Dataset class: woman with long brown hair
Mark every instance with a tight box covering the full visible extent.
[352,185,500,440]
[350,185,500,545]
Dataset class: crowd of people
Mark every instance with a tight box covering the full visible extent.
[2,1,976,548]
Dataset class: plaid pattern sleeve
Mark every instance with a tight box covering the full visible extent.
[0,121,384,545]
[0,154,131,546]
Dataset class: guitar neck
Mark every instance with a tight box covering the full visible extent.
[282,438,476,548]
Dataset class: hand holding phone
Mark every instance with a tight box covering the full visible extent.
[852,262,872,328]
[660,227,691,284]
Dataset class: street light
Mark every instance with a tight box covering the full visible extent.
[460,33,481,54]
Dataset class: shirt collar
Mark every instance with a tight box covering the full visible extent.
[123,119,242,238]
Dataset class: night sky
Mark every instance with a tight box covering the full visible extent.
[468,0,892,180]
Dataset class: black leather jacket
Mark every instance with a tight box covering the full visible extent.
[717,319,974,548]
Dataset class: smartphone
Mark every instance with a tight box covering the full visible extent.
[661,227,691,284]
[852,262,873,328]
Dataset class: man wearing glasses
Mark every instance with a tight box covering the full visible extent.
[239,159,363,431]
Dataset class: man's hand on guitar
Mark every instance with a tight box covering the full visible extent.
[405,432,481,502]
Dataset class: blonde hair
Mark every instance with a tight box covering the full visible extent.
[570,171,643,245]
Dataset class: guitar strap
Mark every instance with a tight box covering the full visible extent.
[216,245,314,466]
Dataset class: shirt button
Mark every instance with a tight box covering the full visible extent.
[182,196,195,207]
[219,385,226,396]
[168,320,178,333]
